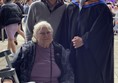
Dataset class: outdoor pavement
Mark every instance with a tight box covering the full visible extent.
[0,35,118,83]
[114,35,118,83]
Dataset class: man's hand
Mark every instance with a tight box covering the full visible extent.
[72,36,84,48]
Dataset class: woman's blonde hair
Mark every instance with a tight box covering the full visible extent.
[32,21,53,41]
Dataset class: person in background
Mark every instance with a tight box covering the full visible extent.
[113,3,118,35]
[23,0,33,23]
[25,0,66,41]
[14,0,24,14]
[107,2,115,16]
[0,0,7,41]
[0,0,25,53]
[14,0,25,45]
[0,0,3,8]
[24,0,32,14]
[12,21,74,83]
[22,0,33,34]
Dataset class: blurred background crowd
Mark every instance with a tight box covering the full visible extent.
[0,0,118,42]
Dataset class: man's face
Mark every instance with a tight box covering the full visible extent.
[47,0,57,4]
[3,79,13,83]
[0,0,3,5]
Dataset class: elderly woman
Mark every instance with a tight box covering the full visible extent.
[12,21,74,83]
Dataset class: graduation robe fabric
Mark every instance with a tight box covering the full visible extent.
[55,2,80,49]
[70,1,114,83]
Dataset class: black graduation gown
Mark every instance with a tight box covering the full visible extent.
[70,1,114,83]
[55,2,80,49]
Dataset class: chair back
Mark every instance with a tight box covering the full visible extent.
[0,50,19,83]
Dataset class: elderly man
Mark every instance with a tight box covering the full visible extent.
[25,0,66,41]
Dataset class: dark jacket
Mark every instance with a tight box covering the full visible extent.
[0,2,22,27]
[12,41,74,83]
[15,2,24,14]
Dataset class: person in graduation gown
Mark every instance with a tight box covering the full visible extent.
[70,0,114,83]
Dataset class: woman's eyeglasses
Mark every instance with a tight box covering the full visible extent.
[39,31,51,35]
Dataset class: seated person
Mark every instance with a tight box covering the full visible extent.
[12,21,74,83]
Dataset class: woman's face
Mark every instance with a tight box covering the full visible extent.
[36,27,53,46]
